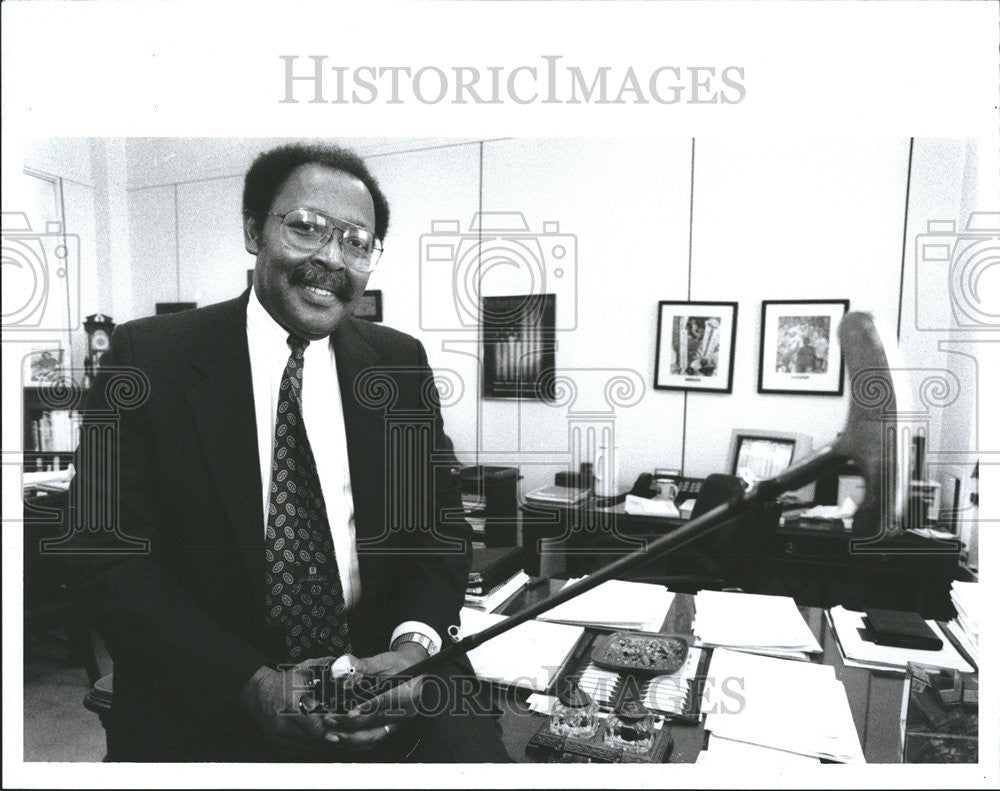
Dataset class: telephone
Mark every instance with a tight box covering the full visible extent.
[629,473,704,503]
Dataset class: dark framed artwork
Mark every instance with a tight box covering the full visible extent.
[653,301,738,392]
[758,299,849,395]
[482,293,556,400]
[354,290,383,322]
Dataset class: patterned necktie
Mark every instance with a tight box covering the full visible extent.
[264,334,351,662]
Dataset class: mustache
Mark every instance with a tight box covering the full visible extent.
[289,265,357,301]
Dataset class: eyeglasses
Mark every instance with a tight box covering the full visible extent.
[267,208,383,273]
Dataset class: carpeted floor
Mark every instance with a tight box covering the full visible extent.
[23,636,110,762]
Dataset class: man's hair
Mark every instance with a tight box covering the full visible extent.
[242,143,390,240]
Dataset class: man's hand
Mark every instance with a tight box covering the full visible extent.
[236,659,341,748]
[321,643,429,750]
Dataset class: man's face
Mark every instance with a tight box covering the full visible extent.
[245,163,376,340]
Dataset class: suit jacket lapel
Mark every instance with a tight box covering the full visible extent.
[332,319,383,547]
[185,294,266,607]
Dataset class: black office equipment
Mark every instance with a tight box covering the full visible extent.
[863,608,943,651]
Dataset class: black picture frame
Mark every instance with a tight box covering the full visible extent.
[758,299,849,395]
[482,293,556,400]
[354,290,383,322]
[653,301,738,393]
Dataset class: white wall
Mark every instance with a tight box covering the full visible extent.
[113,136,980,502]
[17,139,111,372]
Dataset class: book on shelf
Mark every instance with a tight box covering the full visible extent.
[25,409,82,453]
[525,484,590,507]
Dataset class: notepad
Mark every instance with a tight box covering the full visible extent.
[458,607,585,693]
[536,577,674,632]
[463,571,530,613]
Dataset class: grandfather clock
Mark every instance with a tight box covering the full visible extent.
[83,313,115,388]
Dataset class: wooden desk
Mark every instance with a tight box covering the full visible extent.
[492,581,906,763]
[520,499,961,618]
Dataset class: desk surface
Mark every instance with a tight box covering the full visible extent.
[493,581,904,763]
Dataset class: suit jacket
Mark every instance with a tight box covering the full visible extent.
[70,291,472,760]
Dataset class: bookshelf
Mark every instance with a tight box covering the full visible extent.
[23,385,87,472]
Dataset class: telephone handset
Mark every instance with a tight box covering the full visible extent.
[629,473,705,503]
[629,473,660,499]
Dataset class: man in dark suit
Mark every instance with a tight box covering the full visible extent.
[72,144,509,762]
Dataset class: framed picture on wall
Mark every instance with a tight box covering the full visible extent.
[482,293,556,400]
[758,299,849,395]
[24,344,65,385]
[654,301,738,392]
[354,290,383,322]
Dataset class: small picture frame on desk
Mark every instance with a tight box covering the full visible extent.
[653,301,737,393]
[758,299,849,395]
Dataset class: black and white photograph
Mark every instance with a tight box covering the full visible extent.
[3,2,997,789]
[654,301,737,392]
[25,345,64,385]
[758,300,849,395]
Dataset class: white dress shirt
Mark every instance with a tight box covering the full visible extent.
[246,289,439,653]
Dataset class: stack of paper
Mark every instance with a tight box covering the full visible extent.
[458,607,585,692]
[692,590,821,659]
[827,605,974,673]
[525,485,589,506]
[536,578,674,632]
[623,494,679,518]
[643,646,704,716]
[947,581,979,665]
[576,662,622,707]
[695,734,821,767]
[702,648,865,763]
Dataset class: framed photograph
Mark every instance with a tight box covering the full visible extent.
[24,345,65,385]
[758,299,849,395]
[653,301,738,392]
[354,290,383,322]
[482,293,556,400]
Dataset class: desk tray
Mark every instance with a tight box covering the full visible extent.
[591,631,689,675]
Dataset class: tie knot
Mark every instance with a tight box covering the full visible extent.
[287,334,310,356]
